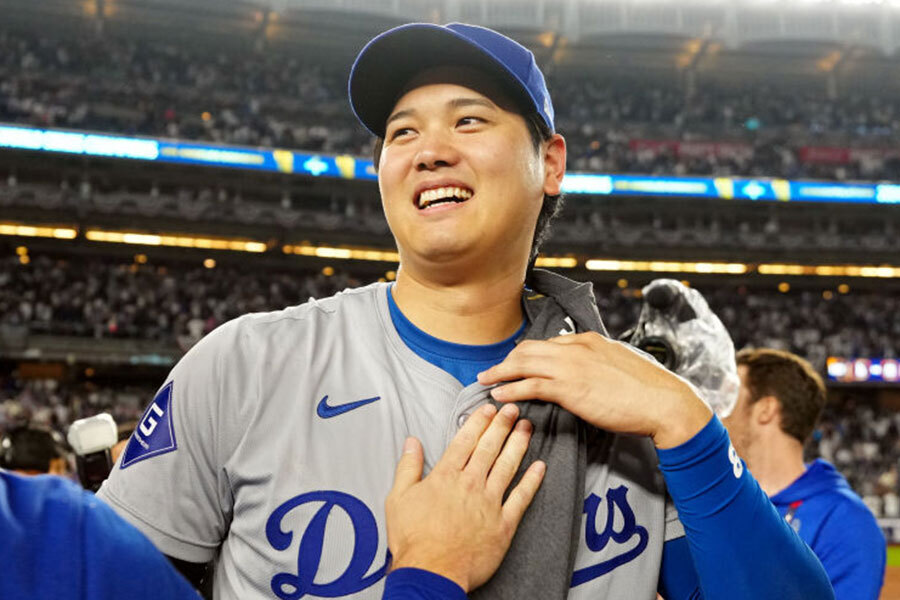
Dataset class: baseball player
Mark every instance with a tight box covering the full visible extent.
[98,23,834,599]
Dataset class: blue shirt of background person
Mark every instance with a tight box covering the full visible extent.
[771,459,886,599]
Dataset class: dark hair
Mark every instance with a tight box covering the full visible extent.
[524,112,564,277]
[371,111,564,278]
[0,426,68,473]
[735,348,827,443]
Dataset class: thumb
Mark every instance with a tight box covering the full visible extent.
[391,436,424,493]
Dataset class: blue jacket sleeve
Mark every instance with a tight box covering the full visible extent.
[656,417,834,600]
[382,568,467,600]
[814,501,886,600]
[0,472,198,600]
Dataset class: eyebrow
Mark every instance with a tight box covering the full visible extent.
[448,97,496,111]
[385,97,497,128]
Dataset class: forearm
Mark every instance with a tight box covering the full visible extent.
[657,417,833,600]
[382,568,467,600]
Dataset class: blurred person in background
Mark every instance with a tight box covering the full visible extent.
[0,424,69,476]
[111,420,138,464]
[724,348,886,599]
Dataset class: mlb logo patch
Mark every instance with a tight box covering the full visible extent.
[121,382,178,469]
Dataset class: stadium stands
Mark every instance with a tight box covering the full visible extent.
[2,251,897,371]
[4,27,900,180]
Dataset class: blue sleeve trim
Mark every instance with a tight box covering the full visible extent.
[656,417,834,600]
[383,568,467,600]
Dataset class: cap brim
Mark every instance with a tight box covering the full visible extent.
[349,23,534,138]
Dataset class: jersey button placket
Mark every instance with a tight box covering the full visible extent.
[448,386,493,446]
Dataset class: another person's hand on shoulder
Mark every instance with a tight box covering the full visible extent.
[385,403,545,594]
[479,333,712,449]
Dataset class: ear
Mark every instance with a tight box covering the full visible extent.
[542,133,566,197]
[753,395,781,426]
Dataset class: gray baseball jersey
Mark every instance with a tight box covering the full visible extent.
[98,282,684,600]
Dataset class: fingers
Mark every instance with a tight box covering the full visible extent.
[391,437,424,493]
[477,342,560,386]
[501,460,547,528]
[438,403,497,471]
[465,403,520,479]
[546,331,604,345]
[489,377,556,404]
[485,418,533,499]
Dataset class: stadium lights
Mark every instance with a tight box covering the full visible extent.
[85,230,267,253]
[283,244,400,262]
[535,257,578,268]
[0,222,77,239]
[7,123,900,205]
[758,263,900,278]
[585,260,748,274]
[5,220,898,279]
[282,245,578,267]
[586,259,900,278]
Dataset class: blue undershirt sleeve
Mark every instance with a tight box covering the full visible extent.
[656,416,834,600]
[658,537,702,600]
[382,568,468,600]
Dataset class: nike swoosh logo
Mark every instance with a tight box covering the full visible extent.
[316,395,381,419]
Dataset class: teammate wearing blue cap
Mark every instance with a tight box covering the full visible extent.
[99,23,834,599]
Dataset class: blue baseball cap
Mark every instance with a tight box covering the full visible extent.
[349,22,555,139]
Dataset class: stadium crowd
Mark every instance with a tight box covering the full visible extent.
[808,394,900,519]
[2,253,898,369]
[0,254,362,350]
[3,28,900,180]
[0,376,153,440]
[4,178,898,256]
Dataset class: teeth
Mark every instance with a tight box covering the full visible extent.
[417,186,473,208]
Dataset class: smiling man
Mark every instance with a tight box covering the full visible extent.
[98,22,833,600]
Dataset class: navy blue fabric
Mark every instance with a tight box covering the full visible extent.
[0,470,196,600]
[349,22,555,138]
[387,286,523,386]
[657,417,834,600]
[382,568,467,600]
[770,459,885,599]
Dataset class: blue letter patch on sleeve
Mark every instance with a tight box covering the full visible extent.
[121,382,178,469]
